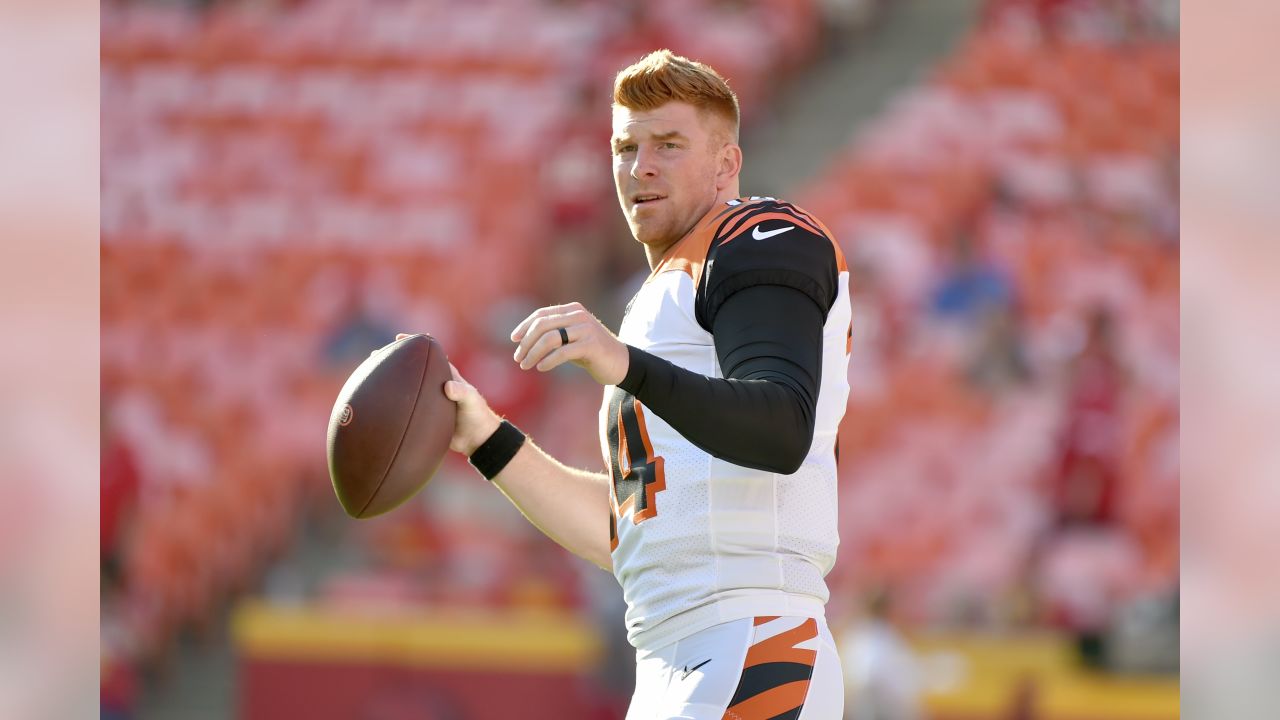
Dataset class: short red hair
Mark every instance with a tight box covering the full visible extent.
[613,50,740,142]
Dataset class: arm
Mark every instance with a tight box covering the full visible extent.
[506,217,838,474]
[618,283,824,474]
[493,441,614,572]
[441,367,613,571]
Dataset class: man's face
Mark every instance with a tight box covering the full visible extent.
[612,101,726,254]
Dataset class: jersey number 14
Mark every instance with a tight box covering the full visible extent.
[607,387,667,551]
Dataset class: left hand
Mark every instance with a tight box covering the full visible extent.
[510,301,630,386]
[396,334,502,455]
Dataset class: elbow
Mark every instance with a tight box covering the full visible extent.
[769,385,816,474]
[749,426,814,475]
[766,446,807,475]
[778,455,807,475]
[713,437,809,474]
[766,403,816,474]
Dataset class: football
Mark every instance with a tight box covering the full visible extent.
[326,334,456,518]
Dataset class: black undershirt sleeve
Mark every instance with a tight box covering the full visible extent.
[617,283,824,474]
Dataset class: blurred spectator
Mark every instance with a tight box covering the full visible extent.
[322,281,397,373]
[841,589,923,720]
[101,556,138,720]
[965,303,1034,395]
[101,399,140,588]
[929,231,1014,327]
[1052,305,1127,527]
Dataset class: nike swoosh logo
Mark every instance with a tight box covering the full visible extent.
[752,225,794,241]
[681,659,711,680]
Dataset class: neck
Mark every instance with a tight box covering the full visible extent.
[643,183,741,270]
[644,243,667,271]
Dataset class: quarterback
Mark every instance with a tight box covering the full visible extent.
[434,50,851,719]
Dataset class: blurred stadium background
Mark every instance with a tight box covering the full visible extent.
[99,0,1179,718]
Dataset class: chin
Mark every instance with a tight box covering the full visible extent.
[628,219,655,242]
[629,206,690,249]
[632,225,670,248]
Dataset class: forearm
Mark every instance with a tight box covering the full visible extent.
[488,437,613,572]
[619,284,825,474]
[621,351,814,473]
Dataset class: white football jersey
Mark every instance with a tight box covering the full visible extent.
[600,197,852,651]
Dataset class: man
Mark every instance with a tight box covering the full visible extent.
[431,50,851,719]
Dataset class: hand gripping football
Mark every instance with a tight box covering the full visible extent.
[326,334,456,518]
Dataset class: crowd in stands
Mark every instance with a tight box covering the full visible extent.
[102,0,1176,715]
[101,0,831,715]
[799,0,1178,645]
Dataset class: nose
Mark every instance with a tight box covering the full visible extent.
[630,146,659,180]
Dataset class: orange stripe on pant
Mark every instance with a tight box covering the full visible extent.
[743,618,818,668]
[723,618,819,720]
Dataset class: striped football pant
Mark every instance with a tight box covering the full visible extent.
[625,616,844,720]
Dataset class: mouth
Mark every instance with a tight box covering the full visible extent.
[631,193,667,208]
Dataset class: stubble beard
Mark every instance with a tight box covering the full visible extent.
[629,212,684,257]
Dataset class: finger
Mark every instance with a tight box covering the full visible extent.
[517,320,566,370]
[534,334,587,372]
[443,362,472,398]
[443,371,477,399]
[396,333,411,341]
[510,302,582,343]
[514,311,579,364]
[521,323,583,371]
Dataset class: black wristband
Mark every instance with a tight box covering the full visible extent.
[468,420,526,480]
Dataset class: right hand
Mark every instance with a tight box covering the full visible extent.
[396,334,501,456]
[509,301,630,386]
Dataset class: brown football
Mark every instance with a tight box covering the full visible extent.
[326,334,456,518]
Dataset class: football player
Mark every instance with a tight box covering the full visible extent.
[434,50,851,719]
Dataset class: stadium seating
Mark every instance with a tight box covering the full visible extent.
[101,0,825,667]
[799,0,1178,625]
[101,0,1176,687]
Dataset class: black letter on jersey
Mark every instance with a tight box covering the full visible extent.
[607,387,666,530]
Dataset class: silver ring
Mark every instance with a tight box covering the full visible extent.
[558,327,570,347]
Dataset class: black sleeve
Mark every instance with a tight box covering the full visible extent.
[618,283,825,474]
[696,214,839,332]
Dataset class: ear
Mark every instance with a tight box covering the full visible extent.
[715,143,742,191]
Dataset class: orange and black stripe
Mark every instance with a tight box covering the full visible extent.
[722,617,818,720]
[646,199,762,286]
[646,198,847,287]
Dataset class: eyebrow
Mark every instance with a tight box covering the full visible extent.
[651,131,686,142]
[611,130,689,150]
